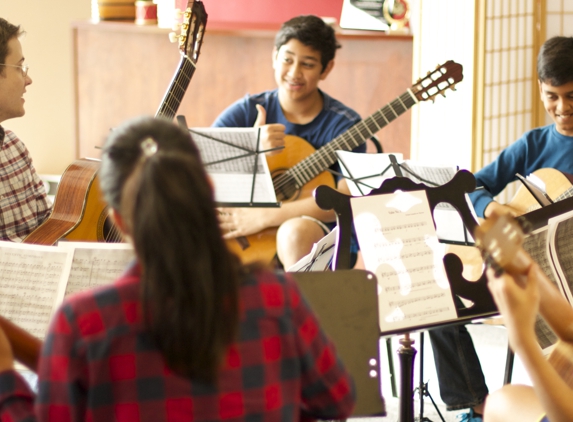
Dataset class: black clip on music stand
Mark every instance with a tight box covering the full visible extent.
[314,169,499,422]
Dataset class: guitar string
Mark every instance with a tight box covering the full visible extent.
[160,57,195,119]
[271,92,416,196]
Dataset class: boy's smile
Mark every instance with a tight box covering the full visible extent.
[539,80,573,136]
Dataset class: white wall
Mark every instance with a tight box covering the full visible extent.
[2,1,90,175]
[409,0,476,171]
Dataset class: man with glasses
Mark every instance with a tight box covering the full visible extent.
[0,18,50,241]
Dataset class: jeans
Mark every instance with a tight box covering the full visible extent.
[428,323,489,411]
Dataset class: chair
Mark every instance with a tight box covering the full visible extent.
[314,169,498,422]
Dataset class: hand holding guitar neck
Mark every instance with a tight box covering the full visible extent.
[473,212,533,286]
[474,213,573,391]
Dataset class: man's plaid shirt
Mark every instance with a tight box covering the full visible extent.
[0,264,355,421]
[0,127,50,242]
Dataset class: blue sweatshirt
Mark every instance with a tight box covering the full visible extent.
[469,124,573,217]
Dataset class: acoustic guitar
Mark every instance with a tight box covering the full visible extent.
[473,212,573,389]
[227,60,465,265]
[507,168,573,215]
[24,0,207,245]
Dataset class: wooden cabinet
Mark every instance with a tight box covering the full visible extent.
[72,20,413,158]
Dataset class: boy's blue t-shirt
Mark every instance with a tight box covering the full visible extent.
[469,124,573,217]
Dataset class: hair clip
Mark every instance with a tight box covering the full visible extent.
[141,138,158,157]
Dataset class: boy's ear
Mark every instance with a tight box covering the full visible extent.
[320,60,335,80]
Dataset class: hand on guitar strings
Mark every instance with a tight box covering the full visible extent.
[486,264,543,353]
[218,207,276,239]
[254,104,285,156]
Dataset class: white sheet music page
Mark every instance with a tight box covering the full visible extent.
[0,241,70,339]
[57,242,135,301]
[190,127,277,205]
[351,190,457,333]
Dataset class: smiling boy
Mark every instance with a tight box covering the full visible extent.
[0,18,50,241]
[213,15,366,268]
[429,36,573,422]
[469,36,573,219]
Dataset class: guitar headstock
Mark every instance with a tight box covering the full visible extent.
[170,0,207,63]
[473,213,531,279]
[412,60,464,102]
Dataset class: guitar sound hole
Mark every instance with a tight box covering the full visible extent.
[272,169,299,202]
[97,207,122,243]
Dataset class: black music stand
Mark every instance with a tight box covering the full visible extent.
[291,269,386,417]
[176,115,281,208]
[314,170,499,422]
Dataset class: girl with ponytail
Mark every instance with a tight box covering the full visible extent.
[0,116,355,422]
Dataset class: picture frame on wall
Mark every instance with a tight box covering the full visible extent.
[339,0,389,31]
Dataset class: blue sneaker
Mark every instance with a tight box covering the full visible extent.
[456,409,483,422]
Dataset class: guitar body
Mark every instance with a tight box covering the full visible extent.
[507,168,573,214]
[226,135,336,265]
[23,159,116,245]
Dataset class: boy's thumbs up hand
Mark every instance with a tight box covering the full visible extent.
[253,104,285,155]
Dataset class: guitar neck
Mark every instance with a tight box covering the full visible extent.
[0,315,41,372]
[286,90,418,188]
[155,54,196,119]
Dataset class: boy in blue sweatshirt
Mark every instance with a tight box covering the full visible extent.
[432,36,573,422]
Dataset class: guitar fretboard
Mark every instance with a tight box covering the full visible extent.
[155,54,196,119]
[283,90,418,190]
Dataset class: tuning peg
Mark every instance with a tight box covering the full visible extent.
[175,8,184,19]
[172,22,181,31]
[450,85,457,91]
[168,32,179,43]
[441,92,446,97]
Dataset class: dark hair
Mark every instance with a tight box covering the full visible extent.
[0,18,22,71]
[100,116,241,383]
[537,36,573,86]
[274,15,340,72]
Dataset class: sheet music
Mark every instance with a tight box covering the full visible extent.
[287,228,337,272]
[548,210,573,303]
[58,242,135,300]
[350,190,457,333]
[0,241,70,339]
[190,127,278,205]
[523,227,559,351]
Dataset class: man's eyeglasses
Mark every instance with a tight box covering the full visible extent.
[0,63,29,77]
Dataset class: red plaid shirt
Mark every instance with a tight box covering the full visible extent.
[0,264,355,421]
[0,127,50,242]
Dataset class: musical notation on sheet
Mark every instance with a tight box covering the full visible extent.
[351,190,457,333]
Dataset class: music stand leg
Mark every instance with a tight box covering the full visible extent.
[398,333,416,422]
